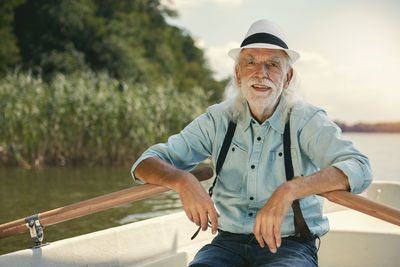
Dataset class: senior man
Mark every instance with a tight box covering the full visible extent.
[131,19,372,266]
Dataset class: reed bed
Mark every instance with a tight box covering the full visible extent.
[0,72,209,167]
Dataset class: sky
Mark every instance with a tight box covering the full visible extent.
[163,0,400,124]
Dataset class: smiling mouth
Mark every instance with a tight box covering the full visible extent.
[251,84,271,90]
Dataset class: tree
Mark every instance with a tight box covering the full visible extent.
[0,0,25,75]
[7,0,224,100]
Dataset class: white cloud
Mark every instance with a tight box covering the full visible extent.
[193,38,205,49]
[207,0,243,4]
[163,0,244,8]
[204,41,240,80]
[294,50,400,123]
[294,51,342,112]
[296,50,330,68]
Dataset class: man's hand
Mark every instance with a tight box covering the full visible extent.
[134,158,219,235]
[177,172,219,235]
[253,182,295,253]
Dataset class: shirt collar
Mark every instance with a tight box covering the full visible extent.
[237,96,288,134]
[236,101,253,133]
[268,97,287,134]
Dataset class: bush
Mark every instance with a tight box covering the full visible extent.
[0,71,210,167]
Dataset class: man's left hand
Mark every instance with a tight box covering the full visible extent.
[253,181,295,253]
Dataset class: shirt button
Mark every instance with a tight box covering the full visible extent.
[251,165,255,169]
[257,137,261,141]
[278,152,283,157]
[249,197,254,200]
[252,120,256,124]
[248,213,253,217]
[232,147,235,152]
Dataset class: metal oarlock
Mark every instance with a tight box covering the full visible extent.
[25,214,48,248]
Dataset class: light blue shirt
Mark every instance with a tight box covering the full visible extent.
[131,97,372,237]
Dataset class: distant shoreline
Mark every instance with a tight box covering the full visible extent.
[335,121,400,133]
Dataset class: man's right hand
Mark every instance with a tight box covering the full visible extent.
[176,172,219,235]
[134,158,219,234]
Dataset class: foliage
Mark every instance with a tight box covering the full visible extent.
[0,72,210,167]
[1,0,224,100]
[0,0,226,167]
[0,0,26,74]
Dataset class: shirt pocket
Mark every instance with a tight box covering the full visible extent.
[268,146,301,180]
[266,150,287,187]
[217,141,248,192]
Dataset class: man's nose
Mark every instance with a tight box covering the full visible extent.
[255,63,269,78]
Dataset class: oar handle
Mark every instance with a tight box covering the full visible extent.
[319,190,400,226]
[0,167,214,239]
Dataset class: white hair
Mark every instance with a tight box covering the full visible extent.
[223,54,303,123]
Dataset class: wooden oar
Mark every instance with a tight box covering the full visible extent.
[319,190,400,226]
[1,167,399,240]
[0,167,213,239]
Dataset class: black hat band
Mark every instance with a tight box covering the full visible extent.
[241,32,288,49]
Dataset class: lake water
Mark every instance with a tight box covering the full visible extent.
[0,133,399,255]
[342,133,400,182]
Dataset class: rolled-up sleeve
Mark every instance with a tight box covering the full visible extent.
[299,110,373,194]
[131,108,217,183]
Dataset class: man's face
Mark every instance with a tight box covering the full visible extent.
[235,48,292,112]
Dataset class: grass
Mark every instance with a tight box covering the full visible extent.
[0,71,210,167]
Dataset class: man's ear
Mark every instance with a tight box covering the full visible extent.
[283,67,293,89]
[235,65,241,87]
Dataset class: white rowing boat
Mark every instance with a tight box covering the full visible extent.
[0,180,399,266]
[319,181,399,267]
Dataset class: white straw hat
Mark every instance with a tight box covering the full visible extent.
[228,19,300,63]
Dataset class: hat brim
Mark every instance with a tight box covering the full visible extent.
[228,43,300,64]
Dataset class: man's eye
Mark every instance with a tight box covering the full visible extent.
[248,61,255,65]
[269,63,279,68]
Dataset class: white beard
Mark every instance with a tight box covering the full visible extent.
[241,77,284,115]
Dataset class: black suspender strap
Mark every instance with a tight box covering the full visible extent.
[191,121,237,240]
[283,121,313,242]
[209,121,237,196]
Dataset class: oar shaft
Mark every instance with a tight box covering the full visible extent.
[0,167,213,239]
[319,190,400,226]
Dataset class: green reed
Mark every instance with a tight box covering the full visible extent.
[0,71,210,167]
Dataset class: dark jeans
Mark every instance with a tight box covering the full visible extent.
[189,230,318,267]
